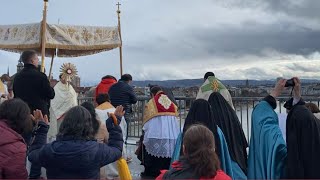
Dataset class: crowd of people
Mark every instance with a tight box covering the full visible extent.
[1,50,320,179]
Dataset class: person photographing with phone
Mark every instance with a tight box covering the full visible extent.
[248,77,293,179]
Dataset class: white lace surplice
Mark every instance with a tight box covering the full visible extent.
[143,115,180,158]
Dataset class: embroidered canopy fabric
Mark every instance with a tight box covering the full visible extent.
[0,23,121,57]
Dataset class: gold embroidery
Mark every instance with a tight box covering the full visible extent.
[75,35,80,41]
[81,29,92,43]
[95,29,103,40]
[143,98,178,124]
[68,28,76,38]
[211,80,219,92]
[50,28,57,38]
[158,94,171,110]
[12,27,18,38]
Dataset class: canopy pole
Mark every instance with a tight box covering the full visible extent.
[48,50,55,80]
[117,2,123,76]
[40,0,48,73]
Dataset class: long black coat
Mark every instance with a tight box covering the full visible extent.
[13,64,55,115]
[286,105,320,179]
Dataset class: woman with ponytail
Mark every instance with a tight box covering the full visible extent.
[156,124,231,180]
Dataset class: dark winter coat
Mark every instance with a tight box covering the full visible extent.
[13,64,55,115]
[28,118,123,179]
[109,81,137,113]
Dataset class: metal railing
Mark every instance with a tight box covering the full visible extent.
[78,96,320,141]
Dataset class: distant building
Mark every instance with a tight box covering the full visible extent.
[229,87,241,97]
[245,79,249,88]
[17,59,23,73]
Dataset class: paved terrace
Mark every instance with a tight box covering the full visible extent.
[126,138,144,179]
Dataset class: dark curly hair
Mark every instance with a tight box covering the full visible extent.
[0,98,33,135]
[80,102,100,136]
[58,106,95,140]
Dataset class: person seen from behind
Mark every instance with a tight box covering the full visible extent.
[28,105,125,179]
[284,78,320,178]
[305,102,320,119]
[247,78,288,179]
[157,124,231,180]
[0,99,33,179]
[95,93,130,179]
[138,86,180,178]
[108,74,137,141]
[95,75,117,99]
[81,102,109,179]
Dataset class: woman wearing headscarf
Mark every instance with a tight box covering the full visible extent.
[171,99,246,179]
[248,79,288,179]
[208,92,248,175]
[286,77,320,178]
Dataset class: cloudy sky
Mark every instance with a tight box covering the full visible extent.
[1,0,320,83]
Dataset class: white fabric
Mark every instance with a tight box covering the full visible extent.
[314,113,320,120]
[196,79,235,109]
[277,113,287,142]
[95,108,127,141]
[0,23,121,57]
[0,82,8,96]
[0,83,8,104]
[48,82,77,139]
[143,115,180,158]
[0,23,41,49]
[95,107,127,179]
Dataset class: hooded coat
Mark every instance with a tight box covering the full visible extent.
[95,77,117,98]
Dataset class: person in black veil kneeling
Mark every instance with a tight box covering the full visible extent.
[208,92,248,175]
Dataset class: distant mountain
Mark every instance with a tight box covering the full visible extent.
[82,78,320,88]
[132,79,277,88]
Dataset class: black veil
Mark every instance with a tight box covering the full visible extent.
[286,105,320,178]
[182,99,221,156]
[208,92,248,174]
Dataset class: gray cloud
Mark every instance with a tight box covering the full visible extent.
[126,21,320,64]
[215,0,320,21]
[286,63,320,73]
[1,0,320,81]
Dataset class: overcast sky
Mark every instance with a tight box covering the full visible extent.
[1,0,320,83]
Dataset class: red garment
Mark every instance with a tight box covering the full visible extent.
[156,161,231,180]
[0,120,28,179]
[95,78,117,98]
[153,91,176,113]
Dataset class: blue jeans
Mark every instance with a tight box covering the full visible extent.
[124,111,134,142]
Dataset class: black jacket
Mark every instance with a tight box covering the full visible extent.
[109,81,137,112]
[13,64,55,115]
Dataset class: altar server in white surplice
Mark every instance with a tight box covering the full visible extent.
[140,86,180,178]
